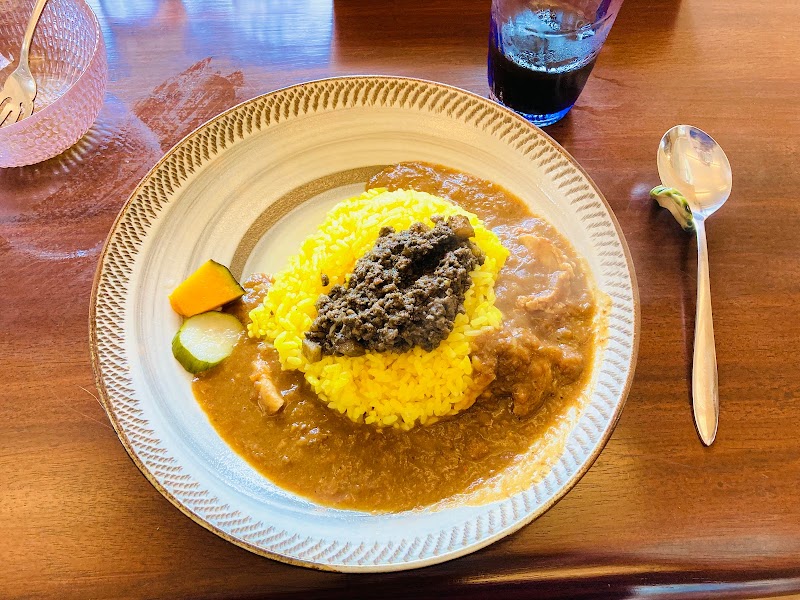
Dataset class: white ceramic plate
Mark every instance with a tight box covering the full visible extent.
[91,76,639,572]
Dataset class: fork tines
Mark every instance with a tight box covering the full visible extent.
[0,100,25,127]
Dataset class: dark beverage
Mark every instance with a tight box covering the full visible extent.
[488,36,596,117]
[488,7,603,125]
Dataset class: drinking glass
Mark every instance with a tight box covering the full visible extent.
[488,0,624,126]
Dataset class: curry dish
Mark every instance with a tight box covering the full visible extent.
[192,162,600,512]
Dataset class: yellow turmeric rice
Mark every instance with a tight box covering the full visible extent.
[248,188,508,429]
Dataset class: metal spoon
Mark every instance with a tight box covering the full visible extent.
[657,125,732,446]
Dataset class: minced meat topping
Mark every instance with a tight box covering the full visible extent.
[304,215,485,359]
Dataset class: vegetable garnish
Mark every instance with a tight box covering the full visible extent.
[169,260,244,317]
[650,185,696,232]
[172,312,244,374]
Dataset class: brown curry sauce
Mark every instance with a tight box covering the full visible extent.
[192,162,598,512]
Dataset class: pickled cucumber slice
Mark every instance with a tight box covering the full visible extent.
[650,185,696,232]
[172,312,244,374]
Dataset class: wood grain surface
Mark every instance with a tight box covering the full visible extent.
[1,0,799,598]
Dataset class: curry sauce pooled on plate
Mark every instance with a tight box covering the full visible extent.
[191,162,603,512]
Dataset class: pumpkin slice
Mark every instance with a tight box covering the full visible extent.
[169,260,244,317]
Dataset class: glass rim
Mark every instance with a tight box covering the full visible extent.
[495,8,619,38]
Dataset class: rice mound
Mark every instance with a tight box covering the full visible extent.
[248,188,509,429]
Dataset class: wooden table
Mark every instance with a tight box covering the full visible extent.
[2,0,799,597]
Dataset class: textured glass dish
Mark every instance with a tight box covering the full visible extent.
[0,0,107,168]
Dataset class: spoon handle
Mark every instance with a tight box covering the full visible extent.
[692,216,719,445]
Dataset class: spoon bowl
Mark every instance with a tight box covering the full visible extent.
[657,125,732,217]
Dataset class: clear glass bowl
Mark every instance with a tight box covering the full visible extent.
[0,0,107,168]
